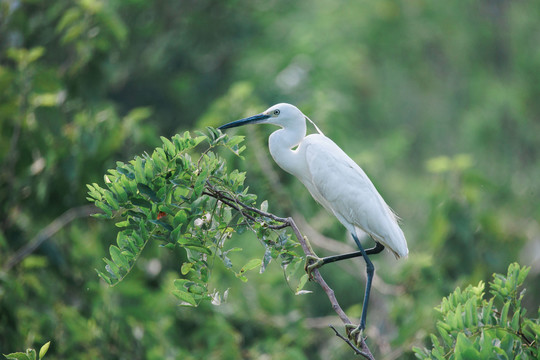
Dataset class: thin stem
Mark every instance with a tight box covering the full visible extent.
[329,325,371,358]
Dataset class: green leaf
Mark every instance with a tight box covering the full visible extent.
[240,258,262,274]
[161,136,176,156]
[455,333,480,360]
[498,332,515,357]
[133,156,146,184]
[260,200,268,212]
[172,134,187,151]
[109,245,129,269]
[39,341,51,359]
[465,298,475,328]
[186,283,206,295]
[478,330,495,358]
[3,352,31,360]
[501,301,511,326]
[455,303,464,329]
[192,135,207,147]
[115,220,130,228]
[149,219,173,232]
[260,247,272,273]
[193,167,209,197]
[137,183,159,202]
[437,323,454,347]
[95,201,113,218]
[86,183,103,201]
[483,298,494,325]
[236,274,248,282]
[225,134,244,148]
[516,264,530,288]
[181,262,193,275]
[144,157,155,180]
[173,210,188,228]
[131,197,152,209]
[510,311,520,332]
[295,274,311,295]
[183,244,212,255]
[96,269,114,285]
[172,289,197,307]
[57,8,81,31]
[27,349,36,360]
[429,334,445,359]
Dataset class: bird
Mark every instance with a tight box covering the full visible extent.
[218,103,408,335]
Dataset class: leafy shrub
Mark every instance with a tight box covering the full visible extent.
[414,263,540,359]
[87,129,304,305]
[4,341,50,360]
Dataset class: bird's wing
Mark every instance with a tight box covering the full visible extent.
[303,135,408,258]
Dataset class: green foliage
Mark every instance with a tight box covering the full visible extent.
[87,128,302,304]
[414,263,540,359]
[4,341,50,360]
[2,0,540,358]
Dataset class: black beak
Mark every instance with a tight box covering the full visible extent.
[218,113,270,130]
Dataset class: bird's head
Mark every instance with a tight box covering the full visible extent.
[218,103,305,130]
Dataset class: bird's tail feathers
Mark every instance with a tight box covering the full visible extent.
[357,225,409,260]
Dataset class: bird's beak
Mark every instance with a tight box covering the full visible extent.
[218,113,271,130]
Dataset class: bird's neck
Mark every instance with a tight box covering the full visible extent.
[268,123,307,177]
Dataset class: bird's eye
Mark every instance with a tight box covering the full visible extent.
[273,109,280,116]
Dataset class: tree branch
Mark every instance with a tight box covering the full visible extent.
[3,205,97,271]
[203,184,375,359]
[330,325,371,357]
[285,216,375,359]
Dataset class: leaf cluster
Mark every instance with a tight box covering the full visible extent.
[414,263,540,359]
[86,128,302,306]
[4,341,50,360]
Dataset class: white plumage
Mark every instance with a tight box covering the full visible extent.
[260,103,408,258]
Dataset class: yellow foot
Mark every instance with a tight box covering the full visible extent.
[304,255,325,279]
[345,324,365,340]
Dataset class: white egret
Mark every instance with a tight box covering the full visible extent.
[219,103,408,334]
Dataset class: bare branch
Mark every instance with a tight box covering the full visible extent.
[3,205,97,271]
[329,325,374,359]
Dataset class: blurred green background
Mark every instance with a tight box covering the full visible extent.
[1,0,539,359]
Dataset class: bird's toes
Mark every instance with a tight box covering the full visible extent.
[304,255,324,279]
[345,323,365,341]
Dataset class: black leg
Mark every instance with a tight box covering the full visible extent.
[315,241,384,266]
[304,235,380,333]
[351,233,374,332]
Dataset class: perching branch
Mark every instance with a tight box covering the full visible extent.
[204,181,375,359]
[285,216,375,360]
[329,325,371,357]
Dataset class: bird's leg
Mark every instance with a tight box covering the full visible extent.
[315,242,384,265]
[348,233,375,338]
[305,242,384,278]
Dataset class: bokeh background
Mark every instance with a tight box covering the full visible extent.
[1,0,540,359]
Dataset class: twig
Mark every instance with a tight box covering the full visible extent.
[204,181,289,229]
[3,205,97,271]
[329,325,370,357]
[284,217,352,324]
